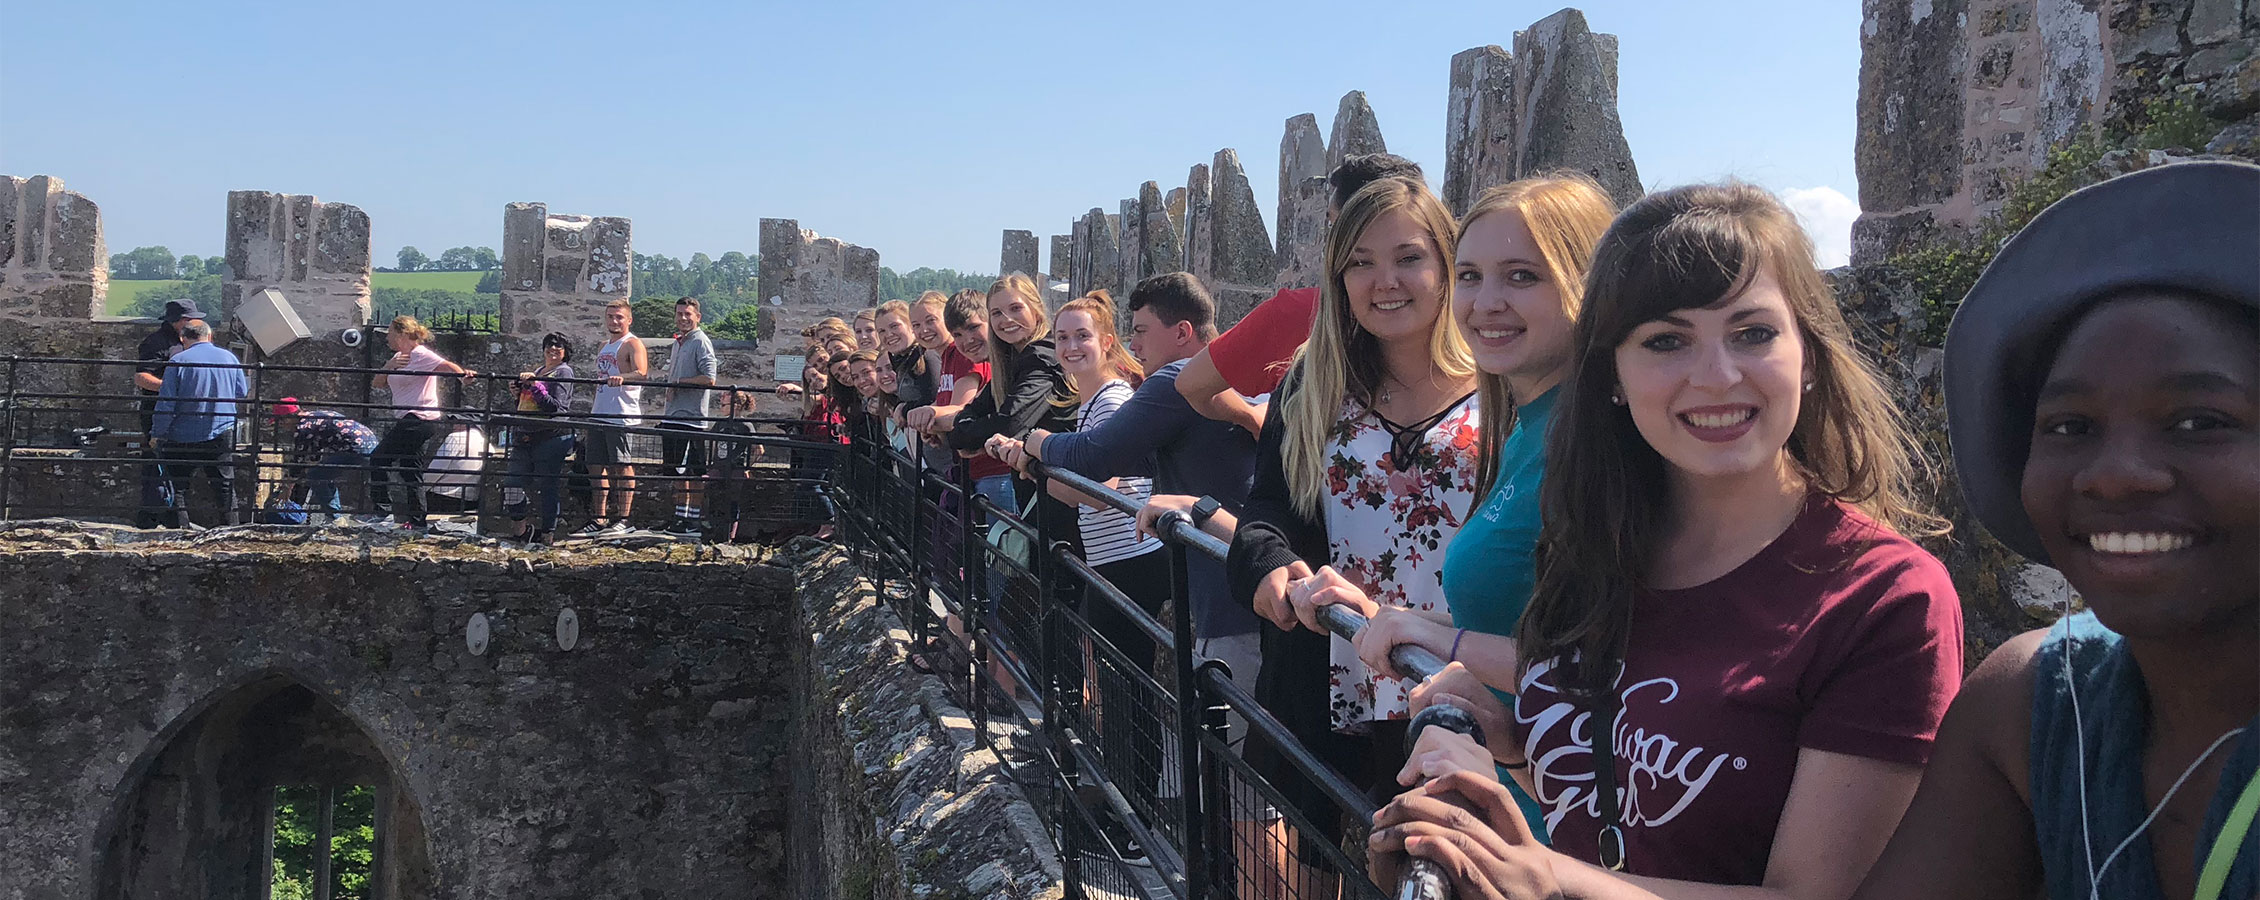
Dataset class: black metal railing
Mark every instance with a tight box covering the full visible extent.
[0,355,835,538]
[826,417,1459,900]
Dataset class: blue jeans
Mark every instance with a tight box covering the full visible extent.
[972,473,1017,612]
[505,432,576,531]
[303,453,364,513]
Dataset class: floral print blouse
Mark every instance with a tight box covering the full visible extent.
[1322,392,1481,731]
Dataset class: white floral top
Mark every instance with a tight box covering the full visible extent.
[1322,393,1481,730]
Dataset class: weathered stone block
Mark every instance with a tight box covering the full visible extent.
[1001,229,1039,279]
[0,175,106,322]
[1444,44,1518,216]
[2189,0,2242,45]
[1514,8,1643,206]
[1048,234,1070,282]
[1137,180,1180,281]
[1327,91,1388,170]
[1856,0,1971,215]
[502,202,548,292]
[499,203,633,338]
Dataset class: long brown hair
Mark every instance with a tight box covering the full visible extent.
[1279,176,1474,517]
[1518,181,1942,698]
[1458,173,1618,499]
[1049,290,1144,408]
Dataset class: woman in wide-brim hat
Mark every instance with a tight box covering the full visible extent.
[1853,160,2259,900]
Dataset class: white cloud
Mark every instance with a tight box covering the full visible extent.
[1781,186,1860,269]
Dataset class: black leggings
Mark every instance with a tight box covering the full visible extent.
[370,416,441,525]
[1086,547,1172,807]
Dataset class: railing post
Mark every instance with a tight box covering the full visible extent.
[1,357,16,521]
[959,461,989,728]
[1163,535,1211,898]
[246,360,263,525]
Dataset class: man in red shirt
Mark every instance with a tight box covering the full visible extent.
[1175,153,1426,432]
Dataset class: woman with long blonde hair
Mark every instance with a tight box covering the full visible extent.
[1225,176,1482,819]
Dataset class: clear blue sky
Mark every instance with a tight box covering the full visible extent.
[0,0,1866,274]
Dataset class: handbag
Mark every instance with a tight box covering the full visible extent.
[983,489,1040,573]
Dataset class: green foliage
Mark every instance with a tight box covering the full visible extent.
[271,784,375,899]
[118,274,223,320]
[878,267,994,302]
[709,304,764,342]
[2112,91,2219,152]
[1894,137,2110,344]
[108,245,177,280]
[395,246,429,272]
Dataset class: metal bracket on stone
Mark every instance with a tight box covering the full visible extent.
[466,612,491,656]
[556,608,580,651]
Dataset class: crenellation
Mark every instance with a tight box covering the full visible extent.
[0,174,106,322]
[498,202,632,339]
[223,190,372,338]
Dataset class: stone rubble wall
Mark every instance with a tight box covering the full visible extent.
[759,218,881,347]
[223,191,373,339]
[497,201,632,339]
[1000,229,1040,279]
[0,175,106,323]
[0,527,796,897]
[1854,0,2259,263]
[786,541,1064,900]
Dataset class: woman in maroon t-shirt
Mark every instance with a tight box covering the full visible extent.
[1370,183,1964,898]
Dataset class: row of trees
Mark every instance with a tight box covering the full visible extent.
[110,246,224,280]
[391,246,498,272]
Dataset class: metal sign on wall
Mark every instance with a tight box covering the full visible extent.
[773,354,806,380]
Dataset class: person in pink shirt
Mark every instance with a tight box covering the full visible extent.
[368,316,475,529]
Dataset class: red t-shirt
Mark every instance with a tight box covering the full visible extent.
[939,345,1012,481]
[1207,286,1319,396]
[1511,496,1962,885]
[801,397,847,444]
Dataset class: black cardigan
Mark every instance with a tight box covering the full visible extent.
[945,339,1073,451]
[1226,366,1327,602]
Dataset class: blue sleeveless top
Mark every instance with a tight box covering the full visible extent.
[2031,611,2258,900]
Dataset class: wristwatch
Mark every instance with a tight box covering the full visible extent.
[1190,495,1223,524]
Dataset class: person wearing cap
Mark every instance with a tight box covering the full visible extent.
[268,398,379,525]
[1853,161,2258,900]
[149,318,248,528]
[133,298,200,528]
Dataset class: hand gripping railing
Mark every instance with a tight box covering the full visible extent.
[1026,458,1468,900]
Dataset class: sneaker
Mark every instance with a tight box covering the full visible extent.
[527,529,554,547]
[572,521,609,538]
[598,521,634,538]
[662,518,704,540]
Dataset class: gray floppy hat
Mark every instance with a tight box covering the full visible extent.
[1944,160,2260,565]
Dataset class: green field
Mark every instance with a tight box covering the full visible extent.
[105,270,492,315]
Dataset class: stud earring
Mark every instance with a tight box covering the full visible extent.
[1802,381,1814,393]
[1610,392,1626,406]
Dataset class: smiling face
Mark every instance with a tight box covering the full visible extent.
[848,359,879,397]
[606,305,632,336]
[987,291,1044,348]
[1454,209,1574,397]
[852,316,878,348]
[803,366,828,393]
[951,320,990,363]
[1341,208,1449,348]
[873,362,899,394]
[1053,309,1105,381]
[912,305,949,350]
[542,343,567,368]
[1613,268,1808,481]
[828,357,852,388]
[2020,293,2258,637]
[675,302,700,334]
[876,311,914,354]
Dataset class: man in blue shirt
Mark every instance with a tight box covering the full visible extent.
[150,319,247,527]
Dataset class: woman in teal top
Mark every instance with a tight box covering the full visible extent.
[1283,174,1618,832]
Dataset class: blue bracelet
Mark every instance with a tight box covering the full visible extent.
[1448,628,1468,664]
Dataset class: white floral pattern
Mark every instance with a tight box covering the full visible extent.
[1321,395,1481,730]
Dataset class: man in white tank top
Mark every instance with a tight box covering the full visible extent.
[577,300,647,536]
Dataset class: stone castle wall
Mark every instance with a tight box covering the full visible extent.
[1854,0,2257,262]
[497,201,632,339]
[222,191,373,338]
[0,175,106,323]
[758,219,880,349]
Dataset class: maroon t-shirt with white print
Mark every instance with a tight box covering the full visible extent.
[1512,495,1962,885]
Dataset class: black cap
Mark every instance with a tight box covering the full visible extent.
[1943,160,2260,565]
[160,298,206,323]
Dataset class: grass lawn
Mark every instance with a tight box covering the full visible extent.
[104,271,493,315]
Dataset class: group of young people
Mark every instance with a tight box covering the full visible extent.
[787,153,2256,900]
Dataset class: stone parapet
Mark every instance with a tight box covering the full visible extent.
[223,190,372,337]
[0,175,106,323]
[1000,229,1039,280]
[758,218,880,343]
[497,202,632,340]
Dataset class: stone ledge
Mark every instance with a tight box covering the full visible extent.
[787,541,1063,900]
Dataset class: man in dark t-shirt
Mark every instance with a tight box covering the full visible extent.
[134,300,201,528]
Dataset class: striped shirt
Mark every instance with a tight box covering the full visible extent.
[1074,380,1161,567]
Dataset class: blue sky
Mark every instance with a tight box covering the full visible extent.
[1,0,1865,274]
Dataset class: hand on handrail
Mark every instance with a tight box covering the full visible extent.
[1253,560,1313,632]
[1286,565,1381,634]
[1369,767,1560,900]
[1356,605,1456,681]
[1406,663,1520,772]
